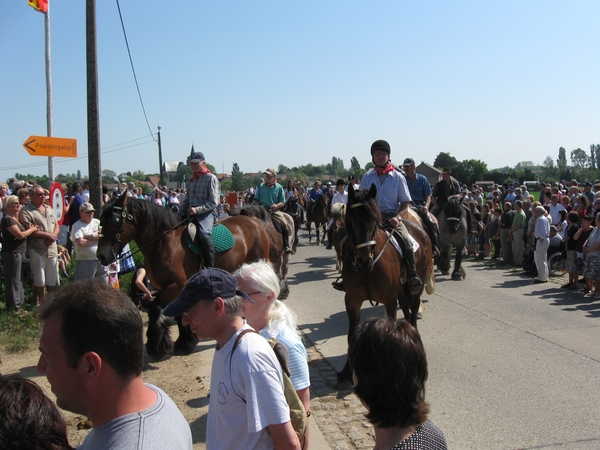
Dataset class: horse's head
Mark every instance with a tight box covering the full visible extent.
[284,196,299,215]
[97,192,136,265]
[346,184,381,271]
[444,196,464,234]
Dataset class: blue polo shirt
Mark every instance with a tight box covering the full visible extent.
[404,173,432,206]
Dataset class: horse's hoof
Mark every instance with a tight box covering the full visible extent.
[146,346,170,362]
[172,340,197,356]
[334,378,353,391]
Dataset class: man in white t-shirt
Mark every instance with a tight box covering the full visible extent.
[72,202,107,282]
[163,268,300,450]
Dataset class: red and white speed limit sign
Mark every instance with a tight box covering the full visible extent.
[50,182,66,226]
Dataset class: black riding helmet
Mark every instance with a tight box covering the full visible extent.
[370,139,391,156]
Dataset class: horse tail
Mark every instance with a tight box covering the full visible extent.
[425,259,436,295]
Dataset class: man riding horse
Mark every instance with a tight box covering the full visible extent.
[402,158,441,258]
[178,147,219,268]
[254,168,293,254]
[306,181,323,222]
[431,168,472,233]
[332,139,423,295]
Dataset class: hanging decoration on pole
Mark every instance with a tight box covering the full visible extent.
[28,0,49,13]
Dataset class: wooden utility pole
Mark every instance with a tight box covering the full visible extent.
[44,8,54,183]
[86,0,102,210]
[157,126,163,186]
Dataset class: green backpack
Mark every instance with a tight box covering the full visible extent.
[231,329,308,439]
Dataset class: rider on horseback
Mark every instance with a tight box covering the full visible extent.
[402,158,441,259]
[178,147,219,268]
[306,181,323,222]
[254,168,293,254]
[326,179,348,250]
[332,140,423,295]
[431,168,472,233]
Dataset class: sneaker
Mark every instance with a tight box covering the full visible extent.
[560,283,572,289]
[284,246,293,254]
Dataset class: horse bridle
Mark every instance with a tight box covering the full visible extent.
[347,202,393,269]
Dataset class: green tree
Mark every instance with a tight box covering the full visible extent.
[570,148,588,169]
[557,147,567,174]
[102,169,117,185]
[176,164,192,183]
[132,170,145,180]
[433,152,458,171]
[277,164,289,175]
[231,163,244,191]
[206,163,216,174]
[452,159,488,186]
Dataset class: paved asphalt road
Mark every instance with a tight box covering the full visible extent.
[285,231,600,450]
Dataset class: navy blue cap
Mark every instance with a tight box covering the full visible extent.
[403,158,415,166]
[162,268,252,317]
[188,145,205,163]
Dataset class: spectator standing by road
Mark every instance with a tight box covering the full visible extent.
[234,261,311,449]
[162,268,300,450]
[36,280,192,449]
[19,185,59,306]
[582,212,600,298]
[509,200,526,266]
[500,202,515,265]
[1,195,38,314]
[561,211,581,290]
[348,318,447,450]
[533,206,551,283]
[71,202,107,282]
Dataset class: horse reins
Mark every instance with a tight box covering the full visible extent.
[100,204,189,264]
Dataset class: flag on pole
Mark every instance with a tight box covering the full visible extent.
[28,0,48,13]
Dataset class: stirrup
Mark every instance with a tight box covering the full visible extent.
[409,276,423,295]
[332,277,345,292]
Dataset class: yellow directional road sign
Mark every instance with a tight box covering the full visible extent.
[23,135,77,158]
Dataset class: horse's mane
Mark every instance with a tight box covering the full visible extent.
[101,197,181,230]
[239,205,271,222]
[445,196,465,218]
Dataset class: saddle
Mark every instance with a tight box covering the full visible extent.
[184,222,234,256]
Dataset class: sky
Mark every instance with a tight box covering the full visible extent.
[1,1,599,180]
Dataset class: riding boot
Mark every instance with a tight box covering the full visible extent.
[423,213,440,258]
[326,227,333,250]
[282,228,293,254]
[199,235,215,268]
[397,232,423,295]
[463,204,472,235]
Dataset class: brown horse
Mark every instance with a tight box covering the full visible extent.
[96,193,270,360]
[336,184,435,384]
[307,193,328,244]
[234,205,294,300]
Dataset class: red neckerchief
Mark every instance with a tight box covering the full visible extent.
[189,166,211,182]
[265,178,277,188]
[373,163,395,175]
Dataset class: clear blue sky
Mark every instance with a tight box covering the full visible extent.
[2,0,599,180]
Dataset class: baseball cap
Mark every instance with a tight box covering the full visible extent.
[79,202,95,212]
[162,268,253,317]
[263,168,277,176]
[403,158,415,166]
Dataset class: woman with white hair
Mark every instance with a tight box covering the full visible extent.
[234,260,311,449]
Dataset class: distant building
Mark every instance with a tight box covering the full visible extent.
[416,162,442,187]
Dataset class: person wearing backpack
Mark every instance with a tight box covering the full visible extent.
[162,268,300,450]
[235,261,311,449]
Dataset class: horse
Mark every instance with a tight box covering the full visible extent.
[306,193,328,244]
[436,195,468,280]
[330,203,346,272]
[282,196,304,254]
[96,193,270,361]
[337,184,435,384]
[235,205,295,300]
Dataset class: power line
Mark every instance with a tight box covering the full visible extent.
[115,0,156,141]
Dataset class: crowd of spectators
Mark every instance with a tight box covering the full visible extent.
[459,179,600,295]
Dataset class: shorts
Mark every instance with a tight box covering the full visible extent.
[28,250,58,287]
[74,259,109,282]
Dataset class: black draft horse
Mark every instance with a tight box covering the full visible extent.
[97,193,270,360]
[436,195,468,280]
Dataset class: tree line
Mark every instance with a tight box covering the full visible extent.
[8,144,599,191]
